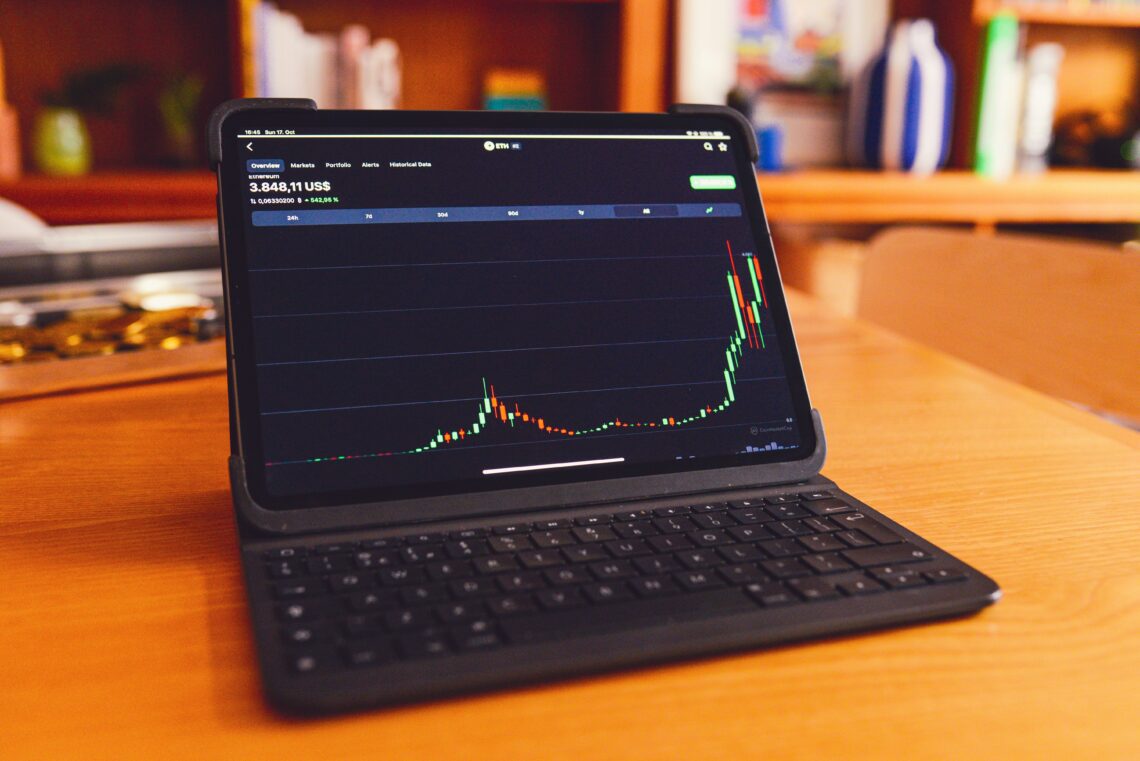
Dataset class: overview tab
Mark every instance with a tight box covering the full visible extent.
[246,158,284,172]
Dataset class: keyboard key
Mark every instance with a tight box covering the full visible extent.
[633,555,680,575]
[400,545,444,564]
[315,543,356,555]
[768,520,813,537]
[801,491,834,501]
[281,625,319,646]
[328,573,368,592]
[803,498,854,516]
[449,577,498,598]
[501,587,756,644]
[533,530,576,548]
[426,560,472,581]
[307,555,353,575]
[473,555,519,574]
[765,495,799,504]
[746,582,795,607]
[842,544,932,568]
[761,558,811,579]
[535,519,573,530]
[276,602,319,622]
[653,516,697,534]
[728,507,769,525]
[675,549,719,569]
[803,517,839,534]
[497,572,545,592]
[653,505,691,517]
[343,615,383,638]
[798,534,846,553]
[870,567,928,589]
[572,526,617,543]
[647,534,694,553]
[272,582,313,599]
[832,513,904,544]
[346,590,396,613]
[561,544,607,563]
[589,560,636,580]
[544,565,592,586]
[690,502,729,512]
[377,566,425,586]
[729,498,765,509]
[535,588,585,610]
[289,653,319,674]
[717,544,764,563]
[361,537,403,549]
[343,642,392,668]
[488,535,532,553]
[263,547,305,560]
[801,552,854,574]
[444,539,489,558]
[450,621,501,651]
[406,532,446,545]
[574,515,609,526]
[385,608,436,631]
[718,563,764,584]
[629,575,679,597]
[612,521,658,539]
[835,575,886,596]
[492,523,530,535]
[487,594,538,617]
[448,528,488,539]
[692,512,736,529]
[767,503,811,520]
[836,530,875,548]
[674,569,726,591]
[728,525,775,543]
[604,539,651,557]
[615,510,648,522]
[399,584,450,605]
[688,529,732,547]
[583,582,633,604]
[787,577,841,602]
[398,633,450,658]
[437,601,485,623]
[517,549,563,569]
[266,560,302,580]
[758,539,805,558]
[923,567,967,584]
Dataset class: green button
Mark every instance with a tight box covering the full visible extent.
[690,174,736,190]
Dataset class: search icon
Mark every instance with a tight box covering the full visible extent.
[703,142,713,151]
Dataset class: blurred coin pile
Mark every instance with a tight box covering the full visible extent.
[0,270,223,364]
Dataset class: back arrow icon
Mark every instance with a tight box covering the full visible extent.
[245,142,253,151]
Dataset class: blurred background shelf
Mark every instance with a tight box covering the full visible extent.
[973,0,1140,27]
[0,171,215,225]
[757,170,1140,227]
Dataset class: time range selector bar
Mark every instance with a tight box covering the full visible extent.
[251,203,743,227]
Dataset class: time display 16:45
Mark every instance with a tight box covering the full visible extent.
[249,180,332,193]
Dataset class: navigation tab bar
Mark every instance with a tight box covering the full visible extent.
[251,203,742,228]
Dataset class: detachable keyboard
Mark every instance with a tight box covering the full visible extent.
[243,487,998,713]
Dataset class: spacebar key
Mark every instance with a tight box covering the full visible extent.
[500,587,757,644]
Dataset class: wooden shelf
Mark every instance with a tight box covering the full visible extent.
[0,171,215,225]
[756,169,1140,226]
[974,1,1140,27]
[3,169,1137,228]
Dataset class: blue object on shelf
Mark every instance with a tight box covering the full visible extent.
[847,19,953,175]
[756,125,783,172]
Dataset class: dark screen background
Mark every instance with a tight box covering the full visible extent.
[235,128,805,500]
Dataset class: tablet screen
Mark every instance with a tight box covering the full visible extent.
[219,110,815,508]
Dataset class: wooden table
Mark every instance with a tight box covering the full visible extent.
[2,291,1137,760]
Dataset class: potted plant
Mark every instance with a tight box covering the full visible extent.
[35,63,138,175]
